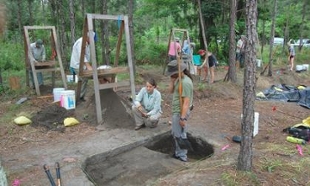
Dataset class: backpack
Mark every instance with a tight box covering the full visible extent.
[283,126,310,141]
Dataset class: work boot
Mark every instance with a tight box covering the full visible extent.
[134,124,145,131]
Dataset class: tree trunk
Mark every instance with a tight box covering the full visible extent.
[58,2,67,69]
[227,0,237,82]
[198,0,211,83]
[237,0,257,171]
[128,0,136,73]
[49,0,57,25]
[197,0,208,49]
[17,0,22,36]
[298,0,306,51]
[101,0,111,65]
[260,19,265,55]
[82,0,85,16]
[27,0,33,25]
[0,3,5,37]
[268,0,277,77]
[284,16,289,45]
[236,0,245,34]
[41,0,46,24]
[69,0,76,46]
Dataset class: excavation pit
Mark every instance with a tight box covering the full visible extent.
[83,131,214,185]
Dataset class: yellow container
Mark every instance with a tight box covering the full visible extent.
[286,136,306,145]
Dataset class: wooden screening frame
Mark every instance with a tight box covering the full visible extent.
[77,14,136,124]
[23,26,67,95]
[163,28,194,74]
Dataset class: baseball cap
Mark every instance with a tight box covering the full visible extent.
[36,39,43,45]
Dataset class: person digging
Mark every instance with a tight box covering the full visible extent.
[166,59,194,162]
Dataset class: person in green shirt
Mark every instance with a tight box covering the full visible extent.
[166,60,194,162]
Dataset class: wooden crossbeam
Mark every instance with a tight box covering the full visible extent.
[80,67,128,78]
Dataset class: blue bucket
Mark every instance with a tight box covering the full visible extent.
[193,55,201,66]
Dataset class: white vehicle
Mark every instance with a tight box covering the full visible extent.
[293,39,310,48]
[273,37,284,46]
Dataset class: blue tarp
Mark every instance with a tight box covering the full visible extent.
[298,88,310,109]
[257,84,310,109]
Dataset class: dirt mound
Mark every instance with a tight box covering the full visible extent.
[74,88,135,129]
[30,104,75,132]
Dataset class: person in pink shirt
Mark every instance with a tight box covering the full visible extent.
[168,37,181,61]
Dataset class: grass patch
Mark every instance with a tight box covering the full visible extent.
[221,170,260,186]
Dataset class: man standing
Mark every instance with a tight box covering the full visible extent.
[29,39,46,87]
[70,32,96,101]
[166,60,194,162]
[236,35,245,68]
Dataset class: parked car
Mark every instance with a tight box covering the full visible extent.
[293,39,310,48]
[273,37,284,46]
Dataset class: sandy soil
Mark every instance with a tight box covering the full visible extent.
[1,66,310,185]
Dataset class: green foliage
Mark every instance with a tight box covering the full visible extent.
[2,0,310,75]
[134,26,167,65]
[0,42,24,71]
[0,69,28,97]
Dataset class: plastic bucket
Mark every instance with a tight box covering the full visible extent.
[296,65,304,71]
[256,59,262,68]
[66,75,78,83]
[192,55,202,66]
[60,90,76,110]
[53,88,65,102]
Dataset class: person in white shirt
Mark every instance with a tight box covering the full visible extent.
[236,35,246,68]
[70,32,96,101]
[29,39,46,87]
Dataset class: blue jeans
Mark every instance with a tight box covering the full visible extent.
[72,68,88,99]
[236,52,245,68]
[171,111,190,161]
[30,71,43,86]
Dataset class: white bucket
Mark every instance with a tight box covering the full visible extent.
[256,59,262,68]
[303,64,309,71]
[66,75,78,83]
[53,88,65,102]
[296,65,304,71]
[60,90,76,110]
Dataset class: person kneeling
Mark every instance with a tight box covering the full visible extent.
[132,78,162,130]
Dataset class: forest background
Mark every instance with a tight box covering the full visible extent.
[0,0,309,91]
[1,0,310,184]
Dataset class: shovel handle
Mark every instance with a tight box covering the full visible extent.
[43,164,56,186]
[55,162,61,186]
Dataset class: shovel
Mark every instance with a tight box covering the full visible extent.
[43,164,56,186]
[175,128,193,151]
